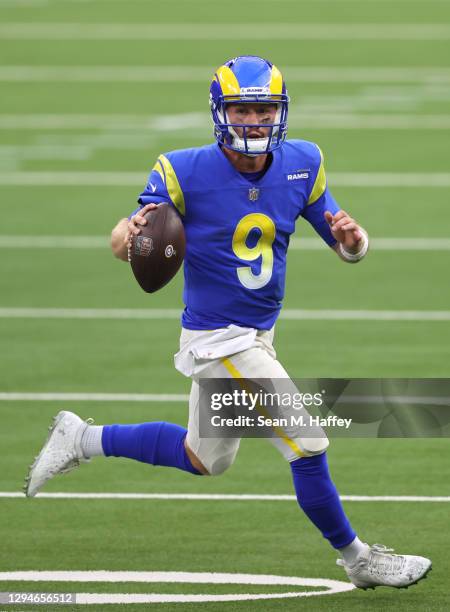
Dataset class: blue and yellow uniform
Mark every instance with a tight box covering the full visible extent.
[132,140,340,330]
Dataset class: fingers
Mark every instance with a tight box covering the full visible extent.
[324,211,333,225]
[125,203,159,250]
[325,210,363,246]
[340,221,358,232]
[127,204,158,237]
[141,203,158,213]
[329,215,355,233]
[127,217,142,238]
[324,209,349,228]
[125,230,133,249]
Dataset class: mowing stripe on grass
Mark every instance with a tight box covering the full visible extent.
[1,492,449,502]
[0,66,449,83]
[1,236,449,251]
[7,0,449,4]
[0,308,449,321]
[0,0,46,5]
[1,171,450,186]
[1,23,450,40]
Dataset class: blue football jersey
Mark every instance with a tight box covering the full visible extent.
[133,140,340,330]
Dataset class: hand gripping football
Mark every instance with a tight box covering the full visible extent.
[129,203,185,293]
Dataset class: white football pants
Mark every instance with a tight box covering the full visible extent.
[179,327,329,476]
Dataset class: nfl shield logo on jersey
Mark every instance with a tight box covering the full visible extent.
[248,187,260,201]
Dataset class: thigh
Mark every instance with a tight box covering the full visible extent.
[216,346,329,461]
[186,379,241,476]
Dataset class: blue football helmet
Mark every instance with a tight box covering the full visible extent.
[210,55,289,156]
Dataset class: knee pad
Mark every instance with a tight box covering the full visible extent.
[202,449,238,476]
[300,435,330,456]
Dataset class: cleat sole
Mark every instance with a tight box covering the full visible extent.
[23,411,65,497]
[358,564,432,591]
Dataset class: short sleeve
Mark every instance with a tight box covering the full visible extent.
[129,154,185,219]
[301,187,340,246]
[301,146,340,246]
[128,162,171,219]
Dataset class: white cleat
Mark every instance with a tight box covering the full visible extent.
[24,410,93,498]
[337,543,432,590]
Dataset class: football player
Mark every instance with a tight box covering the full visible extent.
[25,56,431,590]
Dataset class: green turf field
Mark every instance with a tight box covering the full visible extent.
[1,0,450,610]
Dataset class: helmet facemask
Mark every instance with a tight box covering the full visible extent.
[211,94,289,156]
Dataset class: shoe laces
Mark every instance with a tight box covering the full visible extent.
[55,417,95,474]
[368,544,406,576]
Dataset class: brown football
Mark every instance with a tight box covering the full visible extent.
[129,203,185,293]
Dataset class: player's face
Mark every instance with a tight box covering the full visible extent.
[226,103,278,139]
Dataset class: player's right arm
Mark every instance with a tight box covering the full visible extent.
[111,153,177,261]
[111,204,157,262]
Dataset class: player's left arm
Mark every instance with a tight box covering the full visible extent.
[301,145,369,263]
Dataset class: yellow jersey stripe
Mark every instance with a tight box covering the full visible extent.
[152,158,165,183]
[221,357,305,459]
[269,65,283,95]
[157,154,185,216]
[307,147,327,205]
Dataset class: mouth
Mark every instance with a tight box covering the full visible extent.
[247,131,264,139]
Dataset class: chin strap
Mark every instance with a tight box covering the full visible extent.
[228,127,270,156]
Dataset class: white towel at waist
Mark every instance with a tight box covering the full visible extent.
[174,325,258,377]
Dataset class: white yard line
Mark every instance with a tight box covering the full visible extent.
[0,571,354,601]
[0,171,449,186]
[287,114,450,130]
[292,237,450,250]
[2,112,450,130]
[0,66,450,82]
[1,236,449,251]
[0,112,208,128]
[0,308,449,321]
[1,23,450,40]
[1,492,449,502]
[0,171,146,185]
[0,392,448,405]
[0,236,108,248]
[279,310,450,320]
[0,308,182,319]
[0,392,189,402]
[329,173,450,187]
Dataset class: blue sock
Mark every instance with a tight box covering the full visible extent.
[290,453,356,549]
[102,422,201,475]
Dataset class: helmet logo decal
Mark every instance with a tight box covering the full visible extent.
[240,87,271,97]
